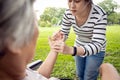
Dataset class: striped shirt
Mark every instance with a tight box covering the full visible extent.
[60,4,107,57]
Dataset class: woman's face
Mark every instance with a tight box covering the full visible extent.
[68,0,87,16]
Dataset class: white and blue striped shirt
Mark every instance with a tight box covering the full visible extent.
[60,4,107,56]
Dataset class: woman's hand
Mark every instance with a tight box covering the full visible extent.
[49,38,73,55]
[48,30,73,55]
[51,30,64,41]
[49,30,64,51]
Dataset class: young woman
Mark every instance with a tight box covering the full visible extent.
[51,0,107,80]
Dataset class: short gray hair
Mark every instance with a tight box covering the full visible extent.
[0,0,35,55]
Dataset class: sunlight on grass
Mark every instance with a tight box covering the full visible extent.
[34,25,120,79]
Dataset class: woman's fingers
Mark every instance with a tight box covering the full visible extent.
[51,31,60,40]
[51,30,64,41]
[51,41,64,53]
[48,34,65,53]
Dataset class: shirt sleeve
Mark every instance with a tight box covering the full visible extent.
[82,14,107,56]
[60,10,72,41]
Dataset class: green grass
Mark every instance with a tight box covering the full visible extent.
[105,25,120,73]
[34,25,120,79]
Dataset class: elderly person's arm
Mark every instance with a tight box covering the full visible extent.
[37,37,58,78]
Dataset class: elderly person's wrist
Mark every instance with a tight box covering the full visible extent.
[50,50,58,54]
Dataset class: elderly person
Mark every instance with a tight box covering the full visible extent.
[0,0,59,80]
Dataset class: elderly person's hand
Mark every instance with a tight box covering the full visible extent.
[48,30,64,52]
[48,36,73,55]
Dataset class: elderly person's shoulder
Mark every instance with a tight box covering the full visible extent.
[22,68,60,80]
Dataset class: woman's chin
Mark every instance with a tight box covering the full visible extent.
[71,11,77,16]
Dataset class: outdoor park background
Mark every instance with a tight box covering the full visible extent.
[33,0,120,79]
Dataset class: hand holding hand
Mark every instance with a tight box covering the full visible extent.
[51,30,64,41]
[49,37,73,55]
[48,30,73,55]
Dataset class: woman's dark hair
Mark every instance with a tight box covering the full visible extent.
[85,0,93,4]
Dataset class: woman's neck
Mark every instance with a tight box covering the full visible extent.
[75,4,91,26]
[77,3,91,20]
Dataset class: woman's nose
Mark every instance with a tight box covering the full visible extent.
[71,1,75,8]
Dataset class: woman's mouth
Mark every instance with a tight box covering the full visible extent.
[71,10,76,13]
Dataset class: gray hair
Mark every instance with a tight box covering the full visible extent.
[0,0,35,55]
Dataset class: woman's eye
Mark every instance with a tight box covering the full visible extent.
[68,0,72,2]
[75,0,81,3]
[68,0,81,3]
